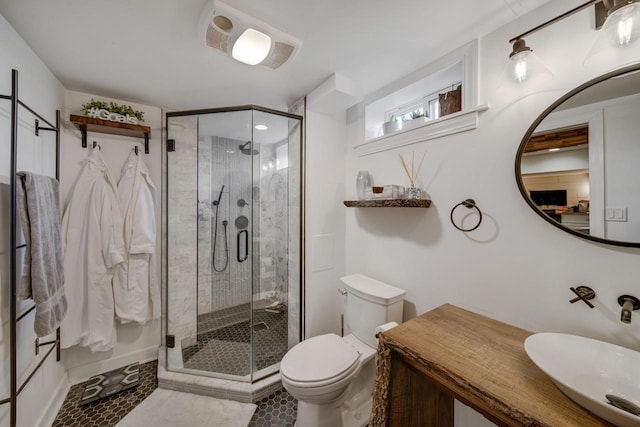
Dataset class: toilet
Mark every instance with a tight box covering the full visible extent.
[280,274,406,427]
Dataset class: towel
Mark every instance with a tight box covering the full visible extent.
[16,172,67,337]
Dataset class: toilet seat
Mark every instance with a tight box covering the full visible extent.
[281,333,361,387]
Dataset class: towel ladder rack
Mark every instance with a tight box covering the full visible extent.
[0,69,62,427]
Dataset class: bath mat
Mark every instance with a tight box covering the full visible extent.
[115,388,257,427]
[80,362,139,405]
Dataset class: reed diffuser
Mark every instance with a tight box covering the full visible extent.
[399,150,426,199]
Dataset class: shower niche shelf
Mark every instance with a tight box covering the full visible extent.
[70,114,151,153]
[344,199,431,208]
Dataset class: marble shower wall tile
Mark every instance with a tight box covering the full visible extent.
[198,137,212,315]
[287,100,304,348]
[209,137,253,312]
[166,116,198,357]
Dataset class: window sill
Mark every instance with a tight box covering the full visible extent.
[354,104,489,156]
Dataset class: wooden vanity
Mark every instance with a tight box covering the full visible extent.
[370,304,615,426]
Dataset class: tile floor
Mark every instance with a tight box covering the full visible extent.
[52,361,158,426]
[52,360,298,426]
[182,304,289,376]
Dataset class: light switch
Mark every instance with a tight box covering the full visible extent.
[605,207,628,222]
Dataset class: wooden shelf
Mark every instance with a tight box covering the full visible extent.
[70,114,151,153]
[344,199,431,208]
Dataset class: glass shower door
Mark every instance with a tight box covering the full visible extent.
[165,106,302,383]
[250,109,302,380]
[195,110,254,379]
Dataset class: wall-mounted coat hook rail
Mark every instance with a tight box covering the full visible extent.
[70,114,151,154]
[450,199,483,232]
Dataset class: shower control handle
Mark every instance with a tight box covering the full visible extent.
[237,230,248,263]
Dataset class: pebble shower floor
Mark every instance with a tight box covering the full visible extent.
[52,360,297,426]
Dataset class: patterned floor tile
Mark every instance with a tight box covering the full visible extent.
[249,388,297,427]
[183,305,288,375]
[52,360,158,427]
[53,359,299,426]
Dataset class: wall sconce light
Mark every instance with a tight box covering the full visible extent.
[506,0,640,83]
[506,38,553,83]
[586,0,640,65]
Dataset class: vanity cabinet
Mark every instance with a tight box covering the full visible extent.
[370,304,614,426]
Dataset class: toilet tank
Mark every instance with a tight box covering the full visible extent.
[341,274,406,348]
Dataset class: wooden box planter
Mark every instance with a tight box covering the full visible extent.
[439,89,462,117]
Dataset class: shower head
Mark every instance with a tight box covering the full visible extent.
[239,141,259,155]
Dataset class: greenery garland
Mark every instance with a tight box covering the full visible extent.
[82,99,145,122]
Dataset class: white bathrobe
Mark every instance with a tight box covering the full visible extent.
[113,149,159,324]
[60,148,124,352]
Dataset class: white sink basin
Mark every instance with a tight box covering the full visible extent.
[525,333,640,427]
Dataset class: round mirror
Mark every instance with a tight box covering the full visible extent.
[515,63,640,248]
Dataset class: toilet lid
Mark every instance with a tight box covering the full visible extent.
[281,334,360,383]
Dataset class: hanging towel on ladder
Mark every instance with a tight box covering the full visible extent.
[113,148,159,324]
[16,172,67,337]
[60,147,124,352]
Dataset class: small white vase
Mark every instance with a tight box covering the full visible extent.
[356,171,372,200]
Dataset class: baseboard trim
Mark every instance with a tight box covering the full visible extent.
[37,372,70,427]
[67,345,159,384]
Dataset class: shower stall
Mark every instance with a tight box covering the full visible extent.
[164,105,303,384]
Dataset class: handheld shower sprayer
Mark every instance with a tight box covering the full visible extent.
[212,184,229,273]
[213,185,225,206]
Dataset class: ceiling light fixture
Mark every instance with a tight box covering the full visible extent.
[232,28,272,65]
[505,0,640,84]
[200,1,301,69]
[254,124,268,130]
[548,148,561,152]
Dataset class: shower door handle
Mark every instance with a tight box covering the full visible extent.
[237,230,248,262]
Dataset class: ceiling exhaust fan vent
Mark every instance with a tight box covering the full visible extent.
[200,0,300,69]
[206,23,230,52]
[262,42,295,69]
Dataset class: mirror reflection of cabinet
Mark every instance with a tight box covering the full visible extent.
[560,212,589,235]
[515,64,640,248]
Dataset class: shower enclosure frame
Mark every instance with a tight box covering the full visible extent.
[164,104,305,383]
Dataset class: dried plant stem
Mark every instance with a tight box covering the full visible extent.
[414,151,427,180]
[399,154,414,186]
[399,150,427,187]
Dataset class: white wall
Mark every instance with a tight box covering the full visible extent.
[304,109,347,338]
[60,90,162,383]
[0,13,68,427]
[338,3,640,425]
[603,96,640,242]
[345,0,640,345]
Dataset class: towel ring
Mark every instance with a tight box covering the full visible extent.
[450,199,483,232]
